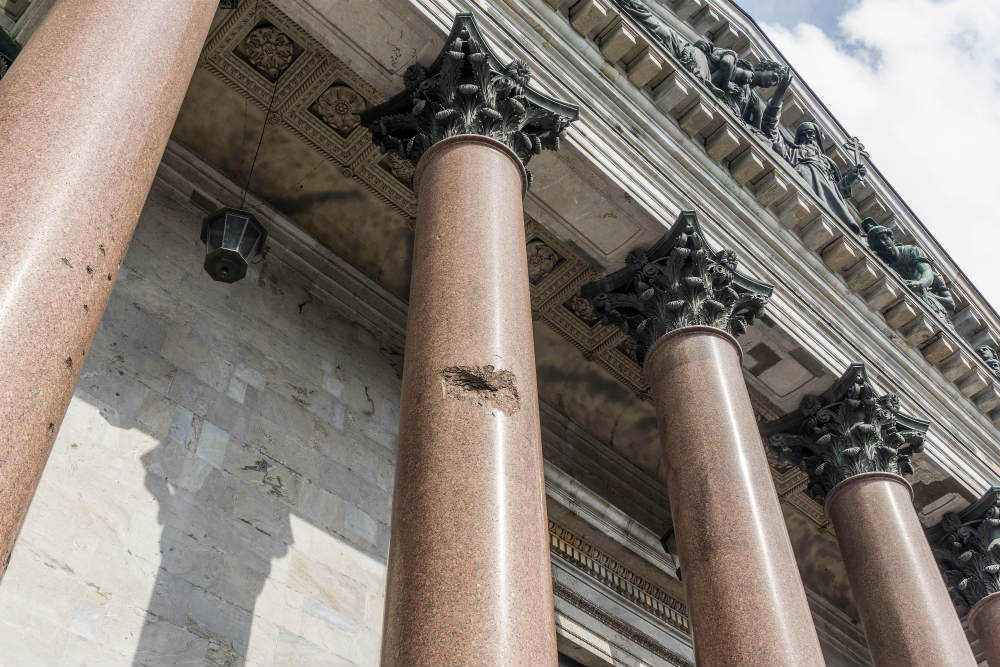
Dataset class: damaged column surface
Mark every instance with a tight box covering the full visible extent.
[360,13,577,666]
[763,367,976,667]
[582,212,825,666]
[928,487,1000,666]
[0,0,218,578]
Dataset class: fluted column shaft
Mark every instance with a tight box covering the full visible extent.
[826,473,976,666]
[380,135,557,666]
[0,0,217,577]
[645,326,825,666]
[970,593,1000,666]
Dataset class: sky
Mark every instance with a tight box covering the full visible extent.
[733,0,1000,311]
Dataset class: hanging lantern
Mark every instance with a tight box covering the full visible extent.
[200,208,267,283]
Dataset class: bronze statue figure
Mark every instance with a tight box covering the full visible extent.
[862,218,955,325]
[615,0,782,132]
[764,69,865,232]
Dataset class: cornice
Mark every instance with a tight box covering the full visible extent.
[656,0,1000,351]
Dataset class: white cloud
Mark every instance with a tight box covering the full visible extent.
[759,0,1000,310]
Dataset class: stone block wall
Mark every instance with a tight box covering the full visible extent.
[0,180,401,666]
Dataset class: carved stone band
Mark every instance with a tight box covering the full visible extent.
[413,134,527,199]
[643,324,745,374]
[825,471,913,518]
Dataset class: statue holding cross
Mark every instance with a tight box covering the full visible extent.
[844,136,870,185]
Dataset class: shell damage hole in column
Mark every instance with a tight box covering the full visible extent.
[440,365,520,416]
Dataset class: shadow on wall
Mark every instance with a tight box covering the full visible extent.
[0,186,398,666]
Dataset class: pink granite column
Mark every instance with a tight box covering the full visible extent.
[645,327,825,666]
[379,135,557,666]
[0,0,217,576]
[826,473,976,666]
[970,593,1000,666]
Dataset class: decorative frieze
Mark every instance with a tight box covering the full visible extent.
[360,13,577,185]
[927,488,1000,610]
[761,363,929,498]
[549,521,689,632]
[579,210,772,363]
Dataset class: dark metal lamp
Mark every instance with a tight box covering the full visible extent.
[200,208,267,283]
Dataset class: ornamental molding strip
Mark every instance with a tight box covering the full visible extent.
[761,363,929,498]
[927,487,1000,611]
[539,0,1000,435]
[580,210,772,363]
[552,580,693,667]
[359,13,578,186]
[549,521,690,634]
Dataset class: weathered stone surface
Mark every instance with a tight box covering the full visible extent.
[705,126,741,161]
[0,183,396,665]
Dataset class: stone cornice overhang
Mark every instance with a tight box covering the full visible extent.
[659,0,1000,354]
[345,0,1000,491]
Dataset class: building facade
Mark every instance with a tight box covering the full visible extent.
[0,0,998,665]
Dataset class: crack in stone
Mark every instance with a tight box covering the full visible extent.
[440,365,520,416]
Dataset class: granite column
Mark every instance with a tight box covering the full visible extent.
[583,212,825,666]
[0,0,218,577]
[826,473,975,666]
[764,365,976,667]
[971,594,1000,666]
[360,14,577,666]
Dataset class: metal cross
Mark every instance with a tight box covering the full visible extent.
[844,136,870,182]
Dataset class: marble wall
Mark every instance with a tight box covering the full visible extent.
[0,180,400,666]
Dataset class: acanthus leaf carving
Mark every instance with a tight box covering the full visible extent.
[359,13,578,186]
[927,488,1000,610]
[580,211,772,363]
[761,364,929,498]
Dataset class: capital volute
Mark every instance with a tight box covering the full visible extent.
[359,13,578,186]
[760,364,929,499]
[579,211,772,364]
[926,488,1000,610]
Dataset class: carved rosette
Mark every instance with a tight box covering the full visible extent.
[761,364,928,498]
[566,295,600,325]
[359,13,578,185]
[526,241,559,283]
[927,489,1000,610]
[579,211,772,363]
[244,26,294,80]
[313,85,366,135]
